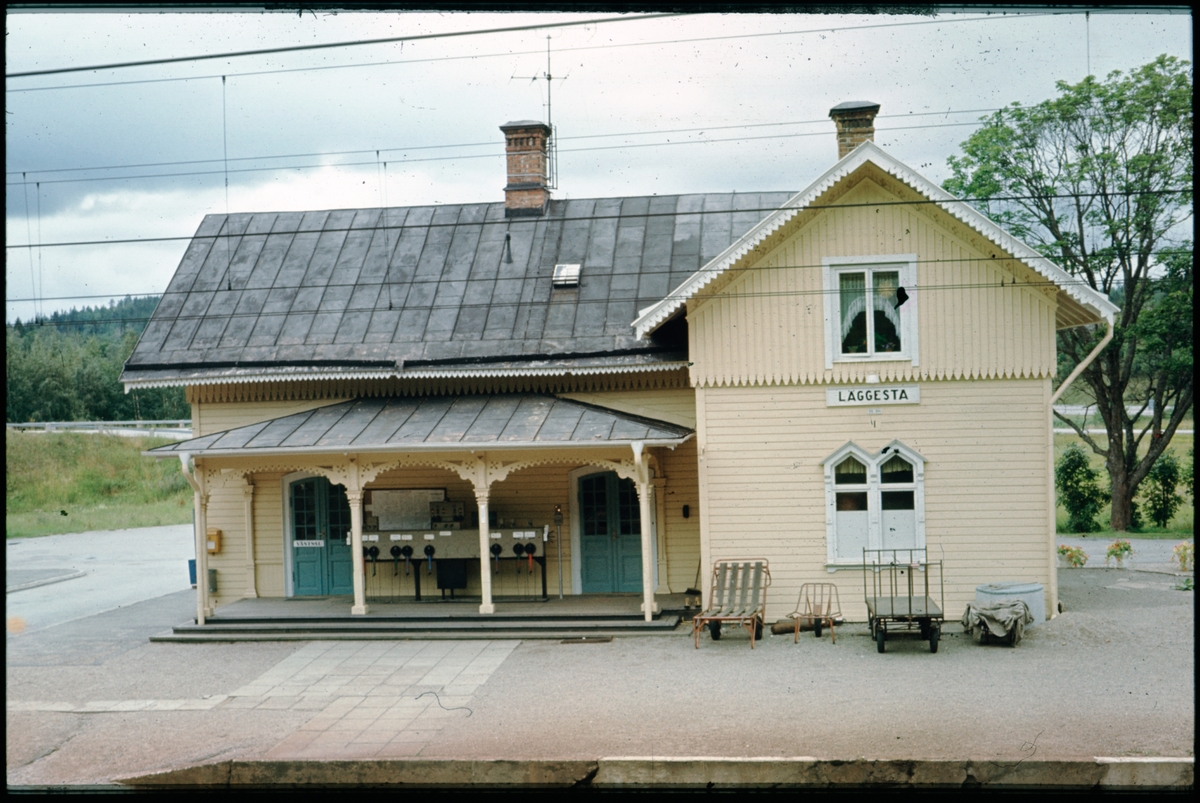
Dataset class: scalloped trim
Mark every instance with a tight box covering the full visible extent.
[633,141,1117,339]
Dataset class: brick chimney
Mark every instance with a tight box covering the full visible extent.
[500,120,551,217]
[829,101,880,159]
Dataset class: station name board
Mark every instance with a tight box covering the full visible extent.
[826,385,920,407]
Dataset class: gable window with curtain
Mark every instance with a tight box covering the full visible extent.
[822,256,918,367]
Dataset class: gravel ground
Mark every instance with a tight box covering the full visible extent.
[6,567,1193,786]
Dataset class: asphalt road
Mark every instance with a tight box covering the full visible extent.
[5,529,1194,787]
[5,525,193,635]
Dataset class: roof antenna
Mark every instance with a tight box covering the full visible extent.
[504,232,513,264]
[512,35,568,190]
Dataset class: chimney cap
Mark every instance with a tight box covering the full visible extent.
[501,120,551,131]
[829,101,880,116]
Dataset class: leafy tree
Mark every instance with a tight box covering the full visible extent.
[1056,443,1105,533]
[946,55,1194,531]
[1184,445,1194,508]
[5,296,186,423]
[1141,451,1184,528]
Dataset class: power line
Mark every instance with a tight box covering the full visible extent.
[5,13,685,78]
[4,189,1191,251]
[7,110,1005,178]
[5,13,1049,88]
[5,121,991,188]
[2,277,1130,332]
[10,248,1188,307]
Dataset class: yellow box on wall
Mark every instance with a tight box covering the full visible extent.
[206,528,222,554]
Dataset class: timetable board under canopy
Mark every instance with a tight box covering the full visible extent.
[366,489,445,530]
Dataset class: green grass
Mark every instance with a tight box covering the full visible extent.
[6,431,193,538]
[1055,431,1194,536]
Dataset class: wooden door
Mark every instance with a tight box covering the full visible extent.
[291,477,354,596]
[579,472,642,593]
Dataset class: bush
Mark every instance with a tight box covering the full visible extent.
[1173,542,1194,573]
[1057,544,1089,567]
[1106,539,1134,566]
[1143,452,1185,528]
[1056,444,1105,533]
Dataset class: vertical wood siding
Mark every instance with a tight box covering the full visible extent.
[689,177,1059,387]
[698,379,1053,622]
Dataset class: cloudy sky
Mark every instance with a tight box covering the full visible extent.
[5,7,1192,323]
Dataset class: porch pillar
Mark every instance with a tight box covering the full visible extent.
[633,443,658,622]
[475,488,495,615]
[242,479,257,598]
[196,489,212,622]
[348,489,368,615]
[653,476,669,594]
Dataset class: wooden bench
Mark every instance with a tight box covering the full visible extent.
[692,559,771,649]
[788,582,842,643]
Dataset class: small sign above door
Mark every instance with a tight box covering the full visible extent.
[826,385,920,407]
[293,539,324,548]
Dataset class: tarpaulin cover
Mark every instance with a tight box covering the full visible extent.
[961,600,1034,645]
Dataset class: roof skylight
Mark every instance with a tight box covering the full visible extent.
[552,263,581,288]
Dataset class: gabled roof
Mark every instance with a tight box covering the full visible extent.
[147,394,693,457]
[121,193,791,388]
[632,141,1119,339]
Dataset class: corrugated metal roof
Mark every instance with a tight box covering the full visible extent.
[123,193,791,385]
[147,394,693,456]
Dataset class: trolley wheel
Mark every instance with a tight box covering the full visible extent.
[709,620,721,641]
[754,619,763,640]
[813,619,823,639]
[919,619,931,639]
[929,625,940,654]
[876,626,886,653]
[869,616,876,639]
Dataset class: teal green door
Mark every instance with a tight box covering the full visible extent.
[579,472,643,593]
[291,477,354,596]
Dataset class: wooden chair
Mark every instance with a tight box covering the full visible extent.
[692,559,771,649]
[788,582,842,643]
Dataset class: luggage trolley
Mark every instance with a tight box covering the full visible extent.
[863,548,944,654]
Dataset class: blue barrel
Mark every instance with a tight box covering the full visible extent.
[976,582,1045,626]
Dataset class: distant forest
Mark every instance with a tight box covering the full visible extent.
[6,296,188,423]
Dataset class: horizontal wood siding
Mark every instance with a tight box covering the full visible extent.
[202,477,249,608]
[253,472,285,597]
[186,369,690,406]
[194,398,349,437]
[203,452,701,602]
[558,388,697,428]
[659,438,701,593]
[699,379,1053,622]
[689,175,1058,388]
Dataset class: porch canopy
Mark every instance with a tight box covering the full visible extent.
[150,393,692,622]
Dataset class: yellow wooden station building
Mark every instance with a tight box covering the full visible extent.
[123,103,1116,632]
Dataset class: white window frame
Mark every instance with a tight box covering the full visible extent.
[822,255,919,369]
[821,440,926,568]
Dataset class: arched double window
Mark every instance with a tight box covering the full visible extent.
[821,441,926,565]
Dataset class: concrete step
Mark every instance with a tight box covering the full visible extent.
[150,628,683,643]
[151,614,684,642]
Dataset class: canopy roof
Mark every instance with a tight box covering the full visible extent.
[148,394,693,458]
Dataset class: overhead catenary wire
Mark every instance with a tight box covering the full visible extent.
[5,12,1054,86]
[5,109,1008,179]
[7,245,1191,307]
[4,13,686,78]
[1,277,1137,332]
[4,189,1190,251]
[5,120,1007,188]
